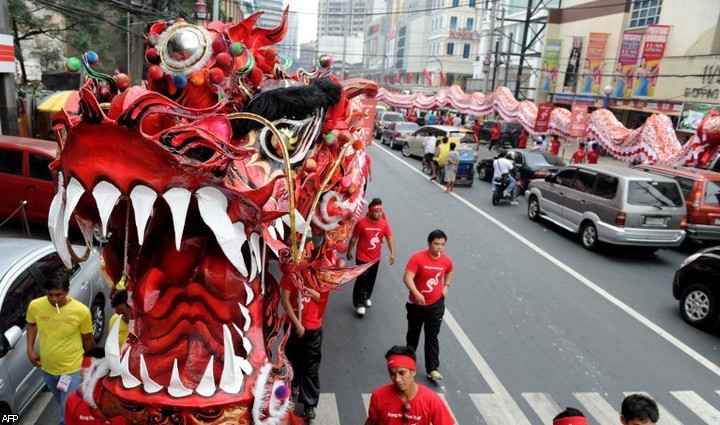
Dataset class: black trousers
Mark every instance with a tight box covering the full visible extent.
[352,260,380,308]
[405,297,445,374]
[489,138,500,151]
[286,327,323,408]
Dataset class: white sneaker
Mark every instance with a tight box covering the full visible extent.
[510,201,519,206]
[355,307,366,316]
[365,299,372,307]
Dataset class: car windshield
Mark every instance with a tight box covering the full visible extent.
[383,113,403,122]
[450,131,474,143]
[704,181,720,205]
[395,122,419,132]
[525,152,565,167]
[627,180,684,207]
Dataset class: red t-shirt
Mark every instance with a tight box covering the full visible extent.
[518,132,528,149]
[280,278,329,330]
[353,216,392,262]
[362,155,372,178]
[405,251,453,305]
[490,126,500,140]
[571,149,587,164]
[368,383,455,425]
[587,150,600,164]
[549,138,561,155]
[65,391,130,425]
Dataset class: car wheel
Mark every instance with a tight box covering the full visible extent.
[680,284,718,328]
[527,196,541,221]
[478,166,490,181]
[580,222,599,250]
[402,143,411,157]
[91,296,106,343]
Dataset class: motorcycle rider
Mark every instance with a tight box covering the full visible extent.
[492,150,519,205]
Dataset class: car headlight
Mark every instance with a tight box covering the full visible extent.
[681,252,701,268]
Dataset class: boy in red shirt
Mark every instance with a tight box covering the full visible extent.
[281,277,330,420]
[347,198,396,316]
[548,135,561,155]
[488,123,501,151]
[365,346,455,425]
[571,142,587,164]
[587,142,601,164]
[403,229,453,381]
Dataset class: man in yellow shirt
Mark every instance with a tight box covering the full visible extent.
[26,273,95,425]
[108,289,131,348]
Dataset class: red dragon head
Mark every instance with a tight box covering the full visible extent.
[50,8,377,424]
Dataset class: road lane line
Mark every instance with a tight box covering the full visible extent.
[522,392,561,424]
[445,311,530,424]
[362,393,371,416]
[469,393,530,424]
[574,392,618,425]
[372,143,720,378]
[624,391,683,425]
[670,391,720,424]
[315,393,340,425]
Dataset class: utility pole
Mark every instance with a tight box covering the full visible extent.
[482,0,497,93]
[0,0,19,135]
[503,32,513,86]
[491,5,505,92]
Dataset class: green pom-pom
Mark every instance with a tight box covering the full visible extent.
[229,42,244,56]
[65,57,81,72]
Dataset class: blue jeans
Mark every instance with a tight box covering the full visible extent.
[504,174,517,201]
[43,371,81,425]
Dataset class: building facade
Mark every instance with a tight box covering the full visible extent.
[317,0,367,65]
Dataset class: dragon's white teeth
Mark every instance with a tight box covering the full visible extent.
[120,347,141,389]
[48,174,71,268]
[196,187,249,277]
[250,233,262,270]
[162,187,192,251]
[267,224,277,241]
[282,210,308,235]
[232,222,251,279]
[196,356,216,397]
[244,282,254,305]
[238,303,251,332]
[92,181,121,238]
[105,313,122,377]
[63,178,85,238]
[130,185,157,246]
[168,358,193,397]
[231,324,253,375]
[219,324,242,394]
[274,217,285,239]
[139,354,163,394]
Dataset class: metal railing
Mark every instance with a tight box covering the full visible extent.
[0,201,32,238]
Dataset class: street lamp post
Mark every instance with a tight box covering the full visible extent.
[602,84,614,109]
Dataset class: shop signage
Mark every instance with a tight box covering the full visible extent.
[448,29,479,40]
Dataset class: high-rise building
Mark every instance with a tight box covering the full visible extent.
[256,0,284,28]
[277,12,300,59]
[317,0,367,65]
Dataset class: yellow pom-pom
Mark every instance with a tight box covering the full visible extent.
[116,276,126,291]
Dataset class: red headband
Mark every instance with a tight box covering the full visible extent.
[369,204,383,211]
[387,354,416,371]
[553,417,588,425]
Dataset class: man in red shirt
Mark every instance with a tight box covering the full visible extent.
[365,345,455,425]
[347,198,396,317]
[488,123,501,151]
[403,229,453,381]
[518,130,528,149]
[587,142,601,164]
[281,277,330,420]
[548,135,561,155]
[571,142,587,164]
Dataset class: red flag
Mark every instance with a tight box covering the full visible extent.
[570,103,588,137]
[439,70,447,86]
[423,68,431,84]
[394,72,401,83]
[407,73,413,84]
[534,103,553,133]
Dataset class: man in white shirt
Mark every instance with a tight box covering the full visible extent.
[492,150,518,205]
[422,136,438,180]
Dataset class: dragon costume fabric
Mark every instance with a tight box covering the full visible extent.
[51,8,377,424]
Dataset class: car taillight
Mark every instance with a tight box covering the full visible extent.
[615,212,626,226]
[692,188,702,207]
[681,215,687,228]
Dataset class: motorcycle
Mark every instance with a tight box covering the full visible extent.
[491,172,520,205]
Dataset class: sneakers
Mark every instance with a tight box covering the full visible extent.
[510,201,519,206]
[355,306,366,317]
[427,370,443,380]
[365,299,372,307]
[304,406,316,420]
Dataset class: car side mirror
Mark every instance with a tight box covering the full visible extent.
[545,174,556,183]
[0,326,23,358]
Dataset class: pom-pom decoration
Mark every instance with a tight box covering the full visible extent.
[229,42,244,56]
[319,54,333,68]
[148,65,164,81]
[189,71,205,86]
[146,33,159,46]
[145,48,160,64]
[215,52,231,68]
[113,72,131,90]
[211,37,227,53]
[86,50,100,65]
[173,73,188,89]
[209,67,224,84]
[65,57,82,72]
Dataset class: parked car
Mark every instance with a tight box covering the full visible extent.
[477,148,567,194]
[634,164,720,243]
[477,120,523,148]
[673,245,720,329]
[0,238,110,415]
[525,164,687,251]
[403,125,479,159]
[381,121,420,150]
[0,135,57,224]
[374,111,404,139]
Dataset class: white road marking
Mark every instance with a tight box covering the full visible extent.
[445,311,530,424]
[373,143,720,378]
[522,392,561,424]
[624,391,683,425]
[315,393,340,425]
[362,393,371,416]
[17,392,52,425]
[469,393,529,425]
[574,392,618,425]
[671,391,720,424]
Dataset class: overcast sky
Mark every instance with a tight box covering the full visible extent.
[285,0,319,43]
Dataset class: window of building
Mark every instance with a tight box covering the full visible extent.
[629,0,663,28]
[447,42,455,55]
[450,16,458,30]
[469,0,477,6]
[452,0,459,6]
[466,17,474,30]
[463,43,471,59]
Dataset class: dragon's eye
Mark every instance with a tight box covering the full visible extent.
[158,24,212,73]
[257,112,325,165]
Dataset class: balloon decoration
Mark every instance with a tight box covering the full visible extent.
[378,85,720,167]
[51,6,378,424]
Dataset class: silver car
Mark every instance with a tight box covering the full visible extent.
[525,164,687,251]
[0,238,110,415]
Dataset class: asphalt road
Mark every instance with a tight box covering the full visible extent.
[12,141,720,424]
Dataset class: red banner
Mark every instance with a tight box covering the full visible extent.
[439,70,447,87]
[534,103,553,133]
[394,72,401,83]
[407,73,413,84]
[423,68,431,84]
[570,103,588,137]
[633,24,670,97]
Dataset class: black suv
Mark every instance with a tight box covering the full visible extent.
[673,245,720,329]
[477,120,523,148]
